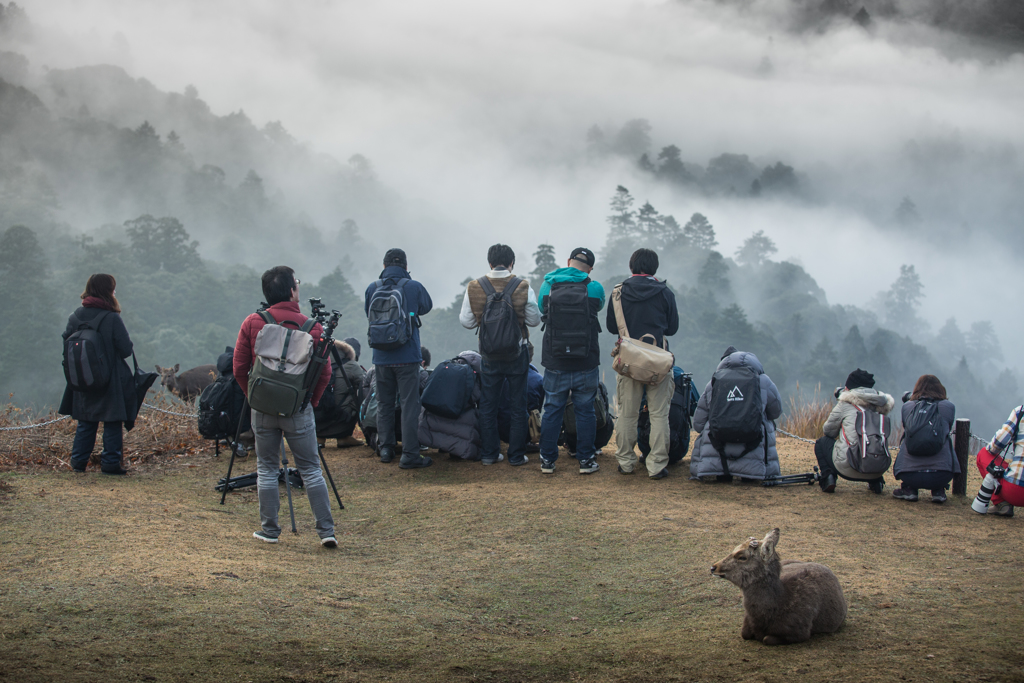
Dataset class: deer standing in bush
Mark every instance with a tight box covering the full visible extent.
[710,528,847,645]
[156,364,216,403]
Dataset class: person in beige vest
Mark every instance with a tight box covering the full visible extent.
[606,249,680,479]
[459,244,541,465]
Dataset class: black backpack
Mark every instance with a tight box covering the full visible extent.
[63,310,112,392]
[543,279,592,360]
[846,406,892,474]
[198,375,245,440]
[367,277,412,350]
[421,357,478,419]
[561,381,614,453]
[903,399,949,457]
[707,365,765,470]
[477,276,523,360]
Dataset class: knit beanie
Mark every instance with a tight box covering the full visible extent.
[344,337,361,361]
[845,368,875,390]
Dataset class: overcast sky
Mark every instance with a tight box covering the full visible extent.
[19,0,1024,357]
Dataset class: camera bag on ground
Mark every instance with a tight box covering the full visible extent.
[638,368,700,465]
[561,381,614,453]
[421,357,478,419]
[63,310,113,392]
[609,284,674,385]
[903,399,949,457]
[198,347,249,440]
[476,276,523,360]
[247,310,316,417]
[845,406,892,475]
[708,365,765,472]
[543,279,592,360]
[367,277,412,350]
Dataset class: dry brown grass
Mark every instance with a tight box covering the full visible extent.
[779,384,834,440]
[0,396,206,472]
[1,432,1022,682]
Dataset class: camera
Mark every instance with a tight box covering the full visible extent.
[971,462,1007,514]
[834,386,843,399]
[902,391,912,403]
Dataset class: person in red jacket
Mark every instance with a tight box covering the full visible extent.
[233,266,336,548]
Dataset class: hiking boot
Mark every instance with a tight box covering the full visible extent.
[509,455,529,466]
[650,469,668,480]
[617,465,635,475]
[579,459,600,475]
[989,501,1014,517]
[930,489,947,504]
[820,473,837,493]
[892,487,919,502]
[320,536,338,548]
[379,446,395,464]
[253,530,279,544]
[399,455,433,469]
[868,478,885,494]
[482,454,505,465]
[540,459,556,474]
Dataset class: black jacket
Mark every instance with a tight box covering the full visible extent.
[59,306,137,427]
[606,275,679,348]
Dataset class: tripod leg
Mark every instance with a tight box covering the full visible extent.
[281,441,297,533]
[318,443,345,510]
[221,399,249,505]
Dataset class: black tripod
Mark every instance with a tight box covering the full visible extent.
[761,466,821,487]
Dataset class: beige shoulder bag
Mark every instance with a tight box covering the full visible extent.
[609,284,674,385]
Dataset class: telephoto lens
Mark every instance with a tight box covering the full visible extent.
[971,465,1006,514]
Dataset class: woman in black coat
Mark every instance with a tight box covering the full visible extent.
[892,374,959,504]
[59,274,136,474]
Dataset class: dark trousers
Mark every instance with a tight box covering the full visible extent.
[897,470,953,492]
[71,420,123,471]
[376,363,421,460]
[479,346,529,464]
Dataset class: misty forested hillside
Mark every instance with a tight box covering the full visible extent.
[0,1,1019,436]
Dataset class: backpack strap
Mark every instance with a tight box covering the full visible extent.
[74,309,112,332]
[258,309,277,325]
[611,284,632,340]
[476,277,497,298]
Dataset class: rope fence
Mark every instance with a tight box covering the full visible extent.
[0,402,197,432]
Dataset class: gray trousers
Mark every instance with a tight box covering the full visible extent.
[252,405,335,539]
[375,363,422,460]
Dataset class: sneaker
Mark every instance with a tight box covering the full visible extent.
[379,446,395,464]
[989,501,1015,517]
[892,487,919,502]
[617,465,635,475]
[868,478,885,494]
[540,459,556,474]
[101,467,128,475]
[482,454,505,465]
[509,456,529,466]
[321,536,338,548]
[253,530,279,544]
[399,455,433,469]
[650,469,668,480]
[930,489,947,504]
[579,459,600,475]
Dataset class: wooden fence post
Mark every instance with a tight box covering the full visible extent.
[952,418,971,497]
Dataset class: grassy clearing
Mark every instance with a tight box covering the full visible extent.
[1,431,1022,683]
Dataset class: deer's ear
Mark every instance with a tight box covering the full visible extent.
[173,364,180,373]
[760,528,780,558]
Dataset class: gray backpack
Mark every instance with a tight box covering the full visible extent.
[247,310,316,417]
[846,406,892,475]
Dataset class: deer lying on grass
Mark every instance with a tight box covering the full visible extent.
[710,528,847,645]
[155,364,216,403]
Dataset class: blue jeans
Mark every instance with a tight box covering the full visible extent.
[479,346,529,464]
[539,367,599,463]
[70,420,123,471]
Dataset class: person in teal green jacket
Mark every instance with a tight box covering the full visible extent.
[536,247,606,475]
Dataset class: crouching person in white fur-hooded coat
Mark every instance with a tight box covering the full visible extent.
[814,368,895,493]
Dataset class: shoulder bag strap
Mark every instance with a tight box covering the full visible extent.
[611,285,631,340]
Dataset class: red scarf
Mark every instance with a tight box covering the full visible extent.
[82,296,116,311]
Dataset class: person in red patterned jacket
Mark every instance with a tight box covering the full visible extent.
[233,266,337,548]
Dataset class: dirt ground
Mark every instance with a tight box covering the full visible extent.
[1,435,1021,683]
